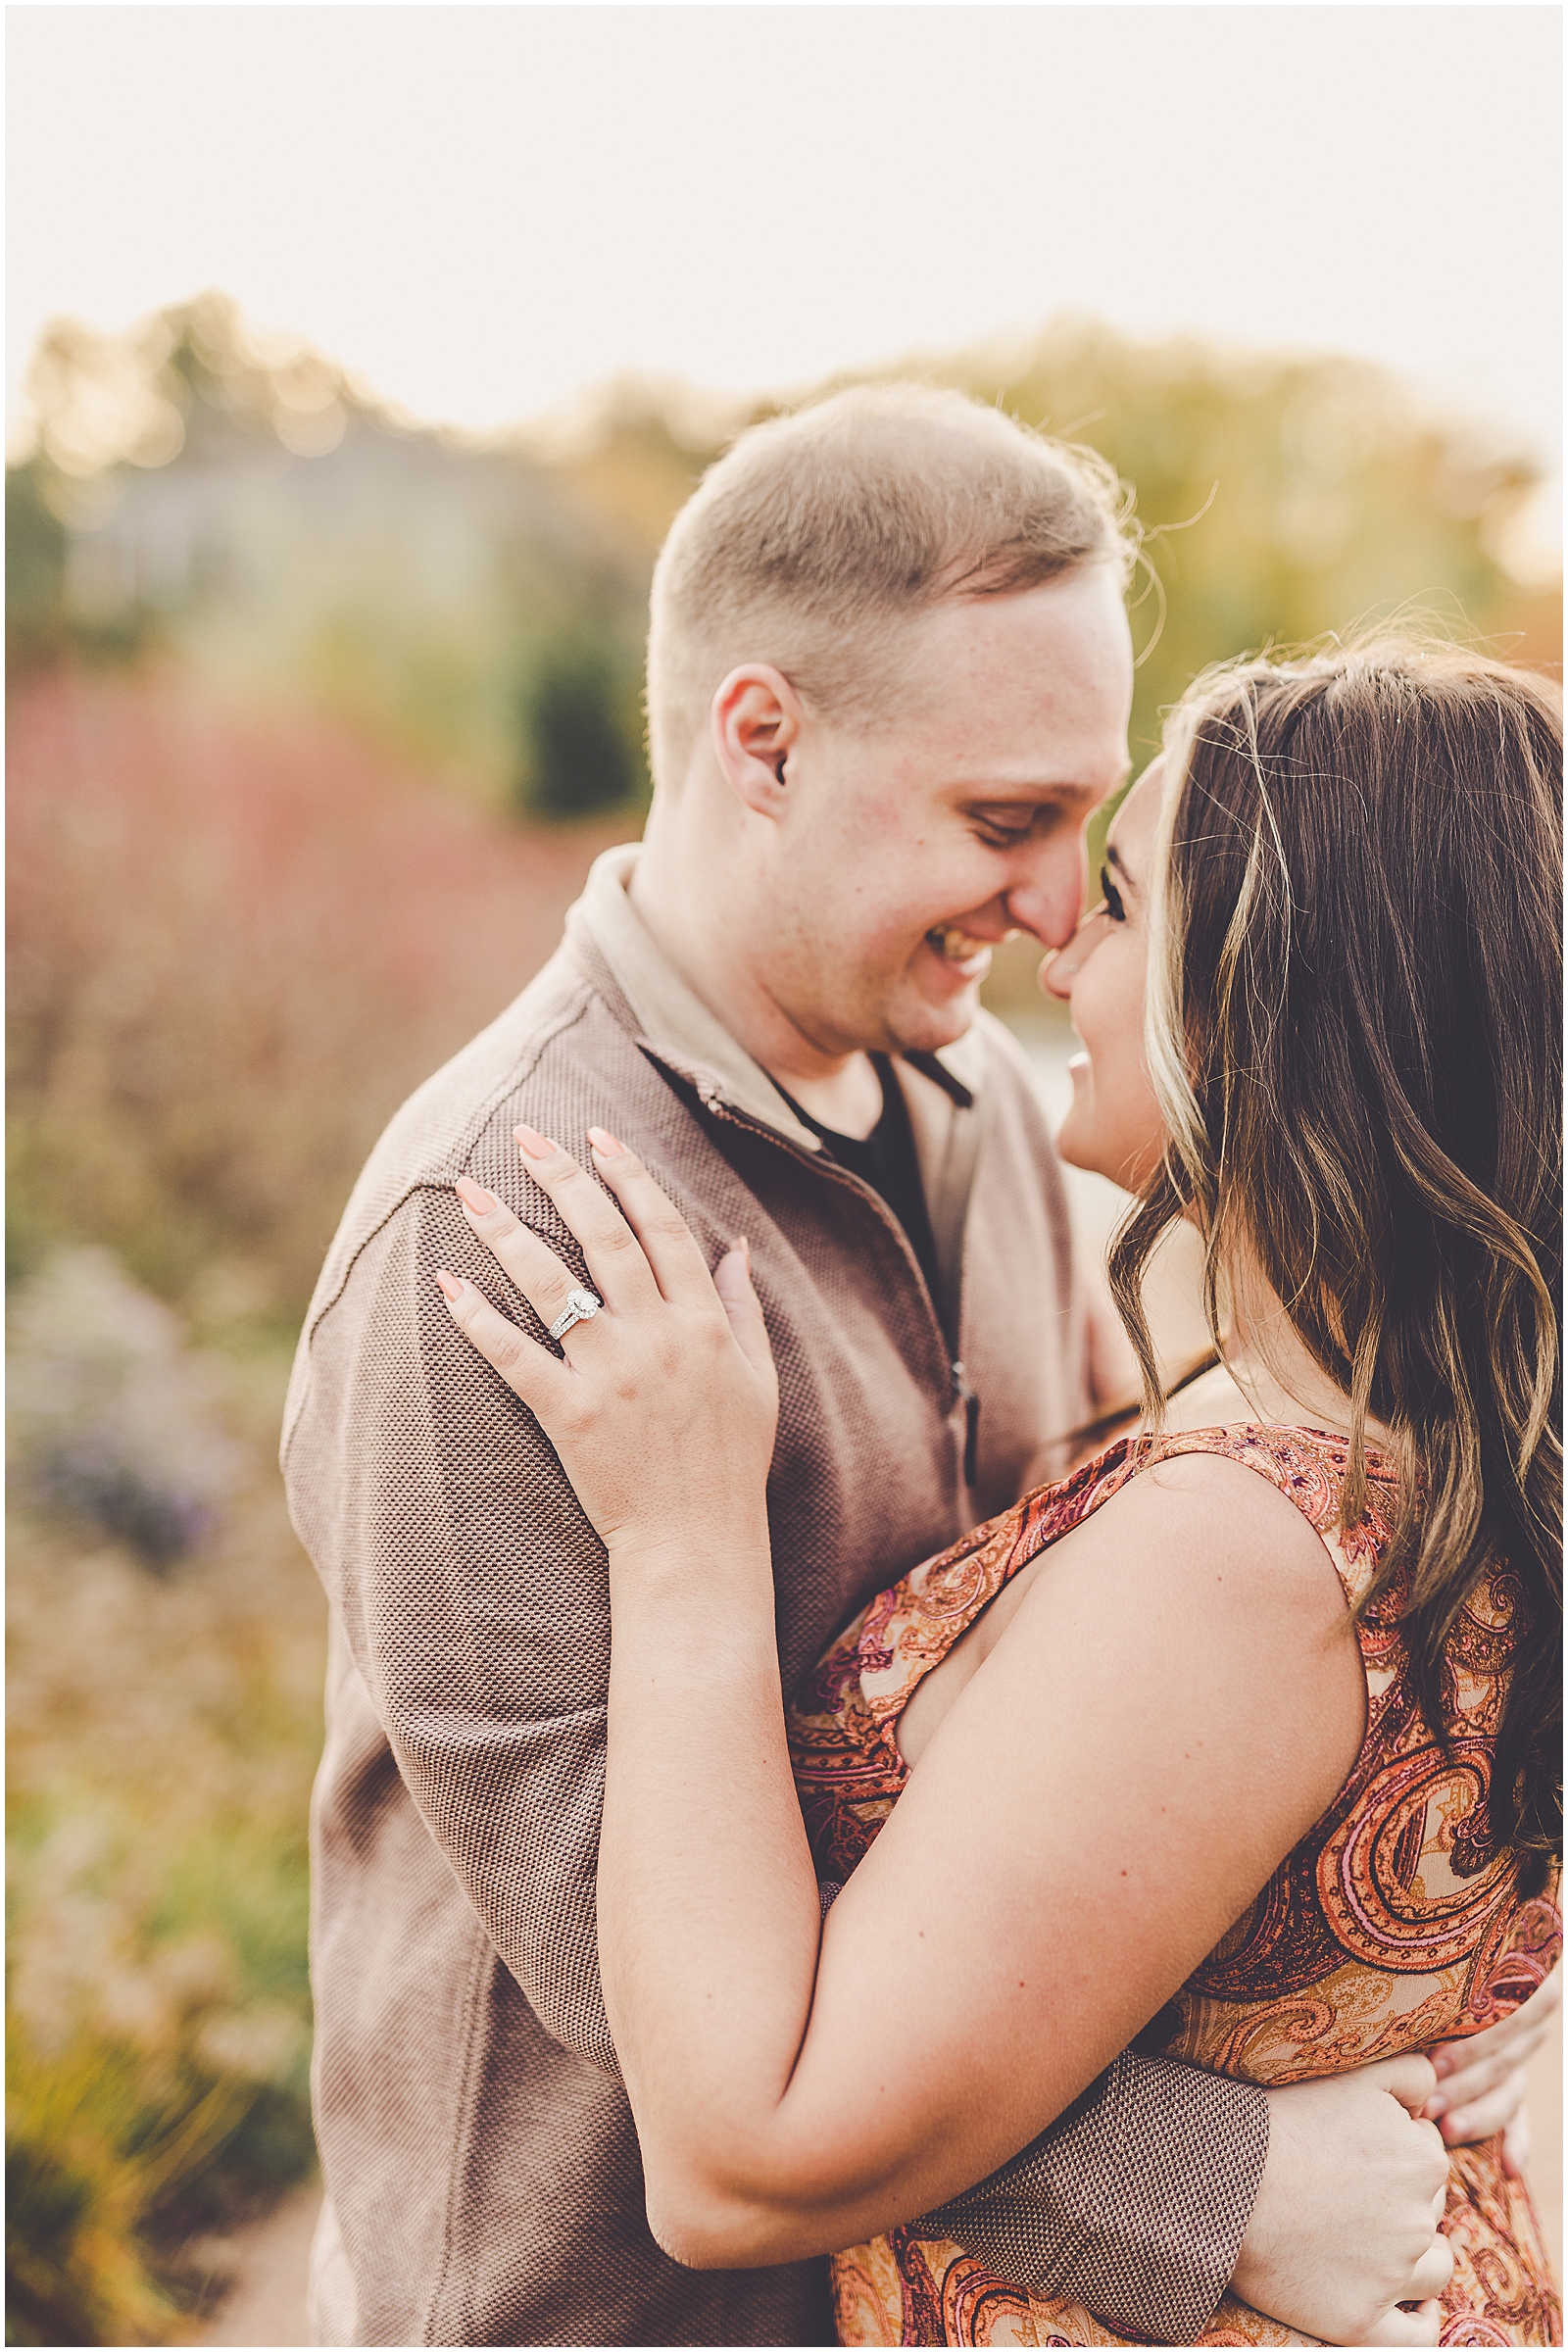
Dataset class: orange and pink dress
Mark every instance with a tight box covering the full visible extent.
[785,1424,1561,2348]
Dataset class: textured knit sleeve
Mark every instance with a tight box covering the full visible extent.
[917,2050,1270,2344]
[284,1179,624,2077]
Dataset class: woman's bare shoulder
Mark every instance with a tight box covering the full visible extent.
[902,1427,1364,1775]
[1000,1434,1361,1707]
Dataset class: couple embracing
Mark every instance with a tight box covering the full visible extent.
[285,387,1561,2348]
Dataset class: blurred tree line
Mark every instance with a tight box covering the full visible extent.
[8,293,1558,830]
[5,295,656,820]
[559,326,1560,776]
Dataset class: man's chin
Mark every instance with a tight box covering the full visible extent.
[884,984,982,1059]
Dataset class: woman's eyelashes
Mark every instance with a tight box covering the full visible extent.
[1100,863,1127,923]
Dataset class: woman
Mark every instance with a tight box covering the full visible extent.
[437,639,1561,2345]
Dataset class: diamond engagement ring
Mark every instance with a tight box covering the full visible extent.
[547,1288,603,1342]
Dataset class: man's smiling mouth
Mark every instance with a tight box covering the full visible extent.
[925,925,994,980]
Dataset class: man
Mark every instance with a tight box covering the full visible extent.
[285,386,1548,2348]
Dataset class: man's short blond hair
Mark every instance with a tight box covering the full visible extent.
[646,382,1133,789]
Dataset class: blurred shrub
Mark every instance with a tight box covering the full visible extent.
[514,627,650,820]
[2,666,627,2337]
[7,1263,321,2345]
[5,460,159,680]
[6,295,655,798]
[9,1250,238,1566]
[7,671,629,1313]
[6,2018,292,2348]
[5,465,69,672]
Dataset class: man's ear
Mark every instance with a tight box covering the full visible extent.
[710,665,803,817]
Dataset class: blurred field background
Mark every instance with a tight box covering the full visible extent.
[7,291,1562,2343]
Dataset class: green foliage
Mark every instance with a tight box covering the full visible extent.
[6,1787,318,2349]
[5,456,160,676]
[6,294,658,807]
[12,297,1554,809]
[4,463,68,669]
[7,2025,188,2347]
[514,629,650,821]
[7,1287,323,2346]
[961,322,1555,768]
[6,2018,311,2347]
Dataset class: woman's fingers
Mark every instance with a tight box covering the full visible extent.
[1501,2105,1533,2180]
[461,1127,745,1332]
[585,1128,728,1306]
[1425,1967,1560,2142]
[1438,2077,1531,2145]
[711,1241,778,1386]
[1430,1963,1559,2086]
[450,1133,762,1382]
[455,1174,628,1344]
[512,1127,667,1312]
[435,1270,574,1413]
[1430,2040,1529,2110]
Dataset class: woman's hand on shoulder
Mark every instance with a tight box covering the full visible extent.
[437,1124,778,1565]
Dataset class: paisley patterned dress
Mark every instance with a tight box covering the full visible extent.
[786,1425,1561,2348]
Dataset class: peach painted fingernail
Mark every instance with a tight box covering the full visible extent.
[456,1177,499,1216]
[587,1126,626,1157]
[514,1124,559,1160]
[435,1270,465,1302]
[738,1237,752,1270]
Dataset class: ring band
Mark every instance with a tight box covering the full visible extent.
[548,1287,603,1342]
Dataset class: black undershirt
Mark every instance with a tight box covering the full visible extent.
[779,1055,943,1306]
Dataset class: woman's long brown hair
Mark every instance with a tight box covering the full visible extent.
[1109,636,1562,1891]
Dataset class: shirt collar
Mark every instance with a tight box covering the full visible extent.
[566,843,987,1149]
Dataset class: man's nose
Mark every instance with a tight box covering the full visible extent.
[1004,856,1090,956]
[1039,906,1109,1001]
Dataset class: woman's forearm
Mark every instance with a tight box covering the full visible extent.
[597,1536,831,2262]
[440,1148,1369,2273]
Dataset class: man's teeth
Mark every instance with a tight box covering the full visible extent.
[928,926,993,966]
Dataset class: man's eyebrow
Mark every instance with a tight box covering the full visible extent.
[964,775,1126,808]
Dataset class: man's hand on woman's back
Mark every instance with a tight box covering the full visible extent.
[1227,1965,1560,2342]
[1231,2056,1451,2346]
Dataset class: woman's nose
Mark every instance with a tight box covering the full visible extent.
[1039,906,1108,1001]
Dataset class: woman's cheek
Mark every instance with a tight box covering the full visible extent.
[1054,1058,1096,1174]
[1069,960,1161,1190]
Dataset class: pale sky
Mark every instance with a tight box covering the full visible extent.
[7,4,1563,543]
